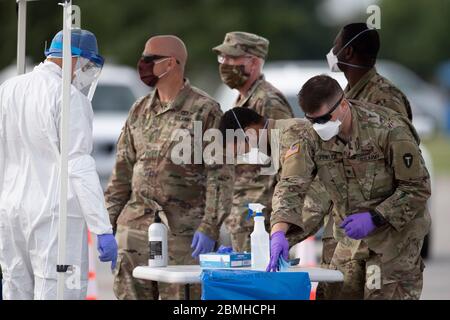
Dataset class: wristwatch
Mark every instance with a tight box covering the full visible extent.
[370,210,387,227]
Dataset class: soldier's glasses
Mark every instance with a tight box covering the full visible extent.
[304,94,344,124]
[217,54,253,64]
[141,54,180,64]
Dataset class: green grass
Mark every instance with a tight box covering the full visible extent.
[422,135,450,175]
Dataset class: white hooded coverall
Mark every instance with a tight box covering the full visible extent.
[0,61,112,300]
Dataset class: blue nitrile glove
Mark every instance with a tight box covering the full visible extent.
[191,231,215,258]
[266,231,289,272]
[217,245,233,254]
[97,234,118,270]
[340,212,376,240]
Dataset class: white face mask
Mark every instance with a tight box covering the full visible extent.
[312,120,342,141]
[326,28,373,73]
[312,102,350,141]
[231,110,270,165]
[326,48,341,72]
[237,147,271,165]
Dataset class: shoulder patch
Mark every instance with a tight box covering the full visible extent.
[284,143,300,159]
[403,153,413,168]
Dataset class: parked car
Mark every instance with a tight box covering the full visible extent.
[215,60,436,258]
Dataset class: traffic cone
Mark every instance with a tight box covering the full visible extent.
[86,231,97,300]
[293,236,318,300]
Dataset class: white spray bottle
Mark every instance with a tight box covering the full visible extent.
[148,211,168,267]
[249,203,270,270]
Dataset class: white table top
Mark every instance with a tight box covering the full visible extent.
[133,265,344,284]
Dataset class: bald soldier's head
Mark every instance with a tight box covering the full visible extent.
[144,35,188,70]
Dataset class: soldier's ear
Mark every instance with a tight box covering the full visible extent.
[343,46,354,61]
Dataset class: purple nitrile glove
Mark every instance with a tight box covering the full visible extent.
[191,231,216,258]
[97,234,118,270]
[340,212,376,240]
[266,231,289,272]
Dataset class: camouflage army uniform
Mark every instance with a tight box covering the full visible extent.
[105,80,233,300]
[317,67,415,299]
[270,119,333,247]
[213,31,294,252]
[226,76,294,252]
[271,100,431,299]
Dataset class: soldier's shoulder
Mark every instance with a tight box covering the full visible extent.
[278,118,315,146]
[189,85,221,113]
[352,100,414,136]
[275,118,310,131]
[256,79,289,103]
[127,93,153,120]
[190,85,219,105]
[370,73,409,101]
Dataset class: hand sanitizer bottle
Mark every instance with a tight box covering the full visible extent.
[148,211,168,267]
[249,203,270,270]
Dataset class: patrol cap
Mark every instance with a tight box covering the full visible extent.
[213,31,269,60]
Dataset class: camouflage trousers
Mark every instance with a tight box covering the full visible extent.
[319,236,425,300]
[113,225,201,300]
[229,228,252,253]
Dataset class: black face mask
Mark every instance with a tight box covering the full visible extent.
[138,60,158,87]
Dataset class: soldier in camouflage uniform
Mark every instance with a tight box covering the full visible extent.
[213,32,294,252]
[218,108,332,248]
[317,23,415,300]
[105,35,233,300]
[269,75,430,299]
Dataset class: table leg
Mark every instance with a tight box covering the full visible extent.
[184,284,190,300]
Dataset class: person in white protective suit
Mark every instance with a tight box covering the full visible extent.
[0,29,117,300]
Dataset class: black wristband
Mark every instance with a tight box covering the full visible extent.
[370,210,387,227]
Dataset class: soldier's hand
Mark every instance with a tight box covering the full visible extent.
[340,212,376,240]
[191,231,215,258]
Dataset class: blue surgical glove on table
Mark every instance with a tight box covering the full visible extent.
[191,231,215,258]
[97,234,118,270]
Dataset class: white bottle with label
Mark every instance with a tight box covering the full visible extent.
[148,211,168,267]
[249,203,270,270]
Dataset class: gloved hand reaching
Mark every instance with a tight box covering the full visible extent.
[216,245,233,254]
[97,234,118,270]
[266,231,289,272]
[340,212,376,240]
[191,231,215,258]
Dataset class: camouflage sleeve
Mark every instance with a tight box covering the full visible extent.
[104,117,136,233]
[270,127,317,235]
[196,104,234,240]
[374,123,431,231]
[256,95,294,120]
[286,178,332,245]
[273,122,332,242]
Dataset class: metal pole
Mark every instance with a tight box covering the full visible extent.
[16,0,27,75]
[56,0,72,300]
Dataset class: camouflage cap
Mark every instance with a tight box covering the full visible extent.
[213,31,269,59]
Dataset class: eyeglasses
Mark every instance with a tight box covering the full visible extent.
[217,54,253,64]
[304,94,344,124]
[141,54,180,64]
